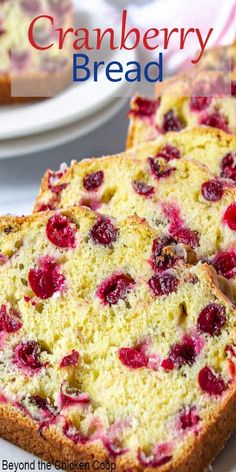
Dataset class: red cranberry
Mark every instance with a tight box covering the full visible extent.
[162,110,183,133]
[228,359,236,378]
[179,406,200,430]
[103,438,127,458]
[161,358,174,371]
[156,145,181,161]
[153,253,177,273]
[29,268,54,299]
[60,381,90,408]
[60,350,80,368]
[201,180,224,202]
[130,97,160,118]
[148,273,179,297]
[0,394,7,404]
[173,227,200,248]
[90,217,117,246]
[190,96,212,112]
[161,202,184,234]
[132,181,154,198]
[151,237,179,272]
[223,203,236,230]
[152,237,172,260]
[13,341,46,372]
[30,395,50,411]
[197,303,226,336]
[63,419,88,445]
[211,250,236,279]
[118,347,148,369]
[148,157,174,179]
[221,153,236,183]
[37,203,56,212]
[231,81,236,97]
[96,273,135,305]
[0,305,22,333]
[29,258,65,299]
[200,111,229,133]
[46,214,76,249]
[0,254,8,265]
[30,396,56,420]
[48,170,68,195]
[83,171,104,192]
[169,336,197,368]
[198,366,226,396]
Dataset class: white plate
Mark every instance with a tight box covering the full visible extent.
[0,95,128,159]
[0,2,135,140]
[0,432,236,472]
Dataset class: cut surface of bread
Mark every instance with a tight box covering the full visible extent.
[128,127,236,182]
[34,149,236,298]
[0,0,72,103]
[0,207,236,472]
[127,71,236,149]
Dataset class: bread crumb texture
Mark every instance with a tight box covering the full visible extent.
[0,207,236,469]
[35,140,236,298]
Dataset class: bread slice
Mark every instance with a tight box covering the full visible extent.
[34,150,236,299]
[127,126,236,183]
[0,0,72,103]
[0,206,236,471]
[127,71,236,149]
[153,41,236,98]
[196,41,236,73]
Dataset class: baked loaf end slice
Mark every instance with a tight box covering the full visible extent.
[0,0,72,103]
[127,71,236,149]
[0,206,236,471]
[34,152,236,297]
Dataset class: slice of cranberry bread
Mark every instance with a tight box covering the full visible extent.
[0,0,72,103]
[34,153,236,298]
[0,206,236,471]
[129,127,236,183]
[196,41,236,73]
[127,71,236,148]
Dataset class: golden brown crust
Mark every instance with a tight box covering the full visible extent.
[0,66,72,104]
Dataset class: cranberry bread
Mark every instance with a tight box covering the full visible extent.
[0,206,236,471]
[127,71,236,148]
[0,0,72,103]
[34,152,236,299]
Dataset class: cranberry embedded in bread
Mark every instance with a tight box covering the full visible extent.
[0,207,236,471]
